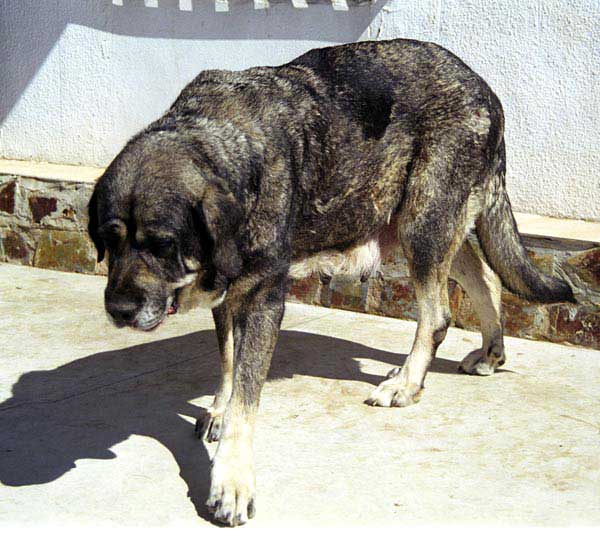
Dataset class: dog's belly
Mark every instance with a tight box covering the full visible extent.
[288,238,381,280]
[288,214,400,280]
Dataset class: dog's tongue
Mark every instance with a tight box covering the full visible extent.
[167,301,178,315]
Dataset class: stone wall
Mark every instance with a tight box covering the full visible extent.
[0,174,102,275]
[1,171,598,349]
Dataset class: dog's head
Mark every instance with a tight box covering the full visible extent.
[88,138,243,331]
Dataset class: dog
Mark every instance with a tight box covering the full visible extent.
[88,38,574,526]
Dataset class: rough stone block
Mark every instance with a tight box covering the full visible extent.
[0,228,34,265]
[28,195,58,223]
[380,248,411,273]
[18,177,94,231]
[0,181,16,214]
[329,275,366,313]
[34,230,96,273]
[287,276,322,305]
[450,282,481,332]
[502,292,550,340]
[366,274,417,321]
[566,247,600,291]
[548,305,600,349]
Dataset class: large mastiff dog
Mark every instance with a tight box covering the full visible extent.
[88,39,574,526]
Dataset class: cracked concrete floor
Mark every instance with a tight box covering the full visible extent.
[0,263,599,526]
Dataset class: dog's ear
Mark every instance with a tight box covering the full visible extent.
[88,188,105,263]
[194,181,243,279]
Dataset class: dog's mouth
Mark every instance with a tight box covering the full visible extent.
[167,294,179,316]
[166,281,189,316]
[165,285,183,318]
[132,289,182,331]
[135,277,223,331]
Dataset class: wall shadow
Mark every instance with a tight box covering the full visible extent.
[0,0,384,124]
[0,326,459,521]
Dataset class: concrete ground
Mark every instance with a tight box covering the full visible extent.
[0,263,599,527]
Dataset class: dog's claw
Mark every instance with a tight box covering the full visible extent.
[247,499,256,519]
[386,367,401,379]
[206,497,255,527]
[206,483,255,526]
[196,409,224,443]
[205,418,223,443]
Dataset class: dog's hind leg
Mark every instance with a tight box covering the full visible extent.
[366,138,479,407]
[450,240,505,375]
[366,262,454,407]
[196,303,234,442]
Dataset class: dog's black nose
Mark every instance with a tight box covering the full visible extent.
[106,301,138,325]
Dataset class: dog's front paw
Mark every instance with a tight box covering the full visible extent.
[458,348,505,376]
[196,407,225,443]
[365,377,423,407]
[207,446,256,526]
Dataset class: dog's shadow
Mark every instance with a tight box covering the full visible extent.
[0,329,463,522]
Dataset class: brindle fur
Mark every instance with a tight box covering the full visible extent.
[88,39,574,526]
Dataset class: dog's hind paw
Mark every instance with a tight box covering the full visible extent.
[195,408,225,443]
[458,348,505,376]
[365,378,423,408]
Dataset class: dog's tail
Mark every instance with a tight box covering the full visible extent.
[476,140,575,304]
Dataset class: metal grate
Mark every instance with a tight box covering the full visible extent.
[111,1,372,12]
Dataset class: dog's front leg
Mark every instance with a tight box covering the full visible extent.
[198,303,234,443]
[206,276,285,526]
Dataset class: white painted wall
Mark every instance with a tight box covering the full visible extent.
[1,0,598,221]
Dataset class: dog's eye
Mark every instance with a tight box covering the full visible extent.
[99,223,123,249]
[147,237,175,257]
